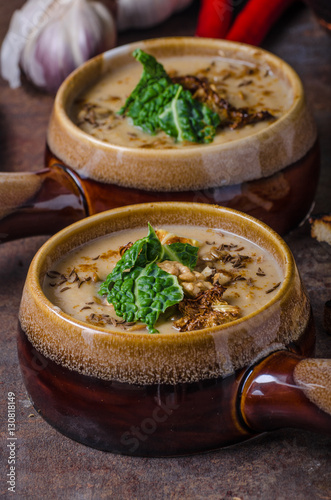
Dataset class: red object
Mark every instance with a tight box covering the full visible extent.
[196,0,233,38]
[226,0,296,46]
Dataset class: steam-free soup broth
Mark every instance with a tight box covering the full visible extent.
[72,55,292,148]
[44,225,283,333]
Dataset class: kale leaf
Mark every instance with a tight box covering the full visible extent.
[99,223,161,293]
[118,49,220,144]
[158,86,220,143]
[99,224,199,332]
[107,262,183,333]
[161,242,199,270]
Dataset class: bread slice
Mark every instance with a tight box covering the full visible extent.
[309,214,331,246]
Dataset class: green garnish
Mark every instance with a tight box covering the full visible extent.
[161,241,198,270]
[102,223,162,284]
[118,49,220,144]
[104,263,183,334]
[99,224,199,333]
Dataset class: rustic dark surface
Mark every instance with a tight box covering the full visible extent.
[1,1,331,499]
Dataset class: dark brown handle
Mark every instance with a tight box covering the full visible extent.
[0,166,87,242]
[240,351,331,435]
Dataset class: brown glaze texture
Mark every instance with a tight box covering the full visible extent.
[17,324,252,456]
[48,139,320,236]
[241,349,331,434]
[17,304,331,456]
[0,139,320,242]
[48,38,317,191]
[18,203,311,386]
[17,202,331,455]
[0,37,320,242]
[0,165,87,242]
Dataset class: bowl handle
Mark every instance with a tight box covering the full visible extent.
[0,165,87,242]
[240,351,331,435]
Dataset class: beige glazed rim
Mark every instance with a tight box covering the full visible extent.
[19,202,311,385]
[47,37,317,191]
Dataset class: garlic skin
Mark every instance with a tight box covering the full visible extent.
[117,0,193,31]
[1,0,116,93]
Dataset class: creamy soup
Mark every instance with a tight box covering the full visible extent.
[71,55,292,149]
[43,225,283,334]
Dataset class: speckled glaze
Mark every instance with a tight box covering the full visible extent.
[19,203,310,385]
[0,38,320,243]
[18,203,331,456]
[47,37,317,191]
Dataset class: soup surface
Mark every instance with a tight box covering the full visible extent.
[43,225,283,334]
[71,54,292,149]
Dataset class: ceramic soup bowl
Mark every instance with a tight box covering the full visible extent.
[18,202,331,456]
[0,38,319,241]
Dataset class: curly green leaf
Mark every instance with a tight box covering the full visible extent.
[158,86,220,143]
[118,49,220,143]
[105,262,183,333]
[161,242,199,270]
[100,223,161,290]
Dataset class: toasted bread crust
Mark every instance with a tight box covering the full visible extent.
[309,214,331,246]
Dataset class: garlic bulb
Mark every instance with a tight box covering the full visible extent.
[117,0,194,31]
[1,0,116,93]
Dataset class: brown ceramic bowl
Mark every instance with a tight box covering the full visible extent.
[46,37,319,234]
[18,202,331,456]
[0,38,320,242]
[49,36,317,190]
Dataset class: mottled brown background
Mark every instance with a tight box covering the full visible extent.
[0,1,330,499]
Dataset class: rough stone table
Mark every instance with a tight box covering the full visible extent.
[0,1,330,499]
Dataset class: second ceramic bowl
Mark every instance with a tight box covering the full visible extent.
[0,38,320,240]
[17,202,331,456]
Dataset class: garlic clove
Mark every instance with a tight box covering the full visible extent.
[68,0,116,65]
[1,0,116,93]
[21,16,72,91]
[1,0,69,89]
